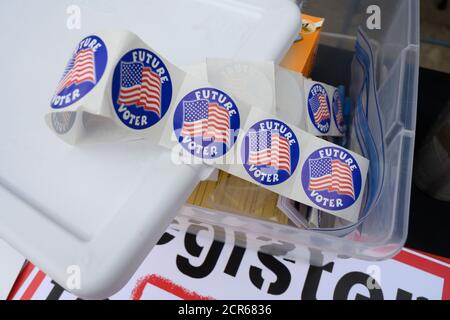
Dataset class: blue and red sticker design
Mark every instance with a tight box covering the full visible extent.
[51,35,108,109]
[332,89,346,134]
[112,48,173,130]
[307,84,331,134]
[173,88,240,159]
[241,119,299,186]
[301,147,362,210]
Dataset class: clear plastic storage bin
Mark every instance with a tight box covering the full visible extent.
[178,0,420,262]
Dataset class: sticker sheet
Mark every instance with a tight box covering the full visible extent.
[46,31,368,222]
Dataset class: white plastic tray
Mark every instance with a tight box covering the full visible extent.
[0,0,300,298]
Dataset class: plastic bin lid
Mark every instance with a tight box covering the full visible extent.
[0,0,300,299]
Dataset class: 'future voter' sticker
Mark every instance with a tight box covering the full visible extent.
[51,112,76,135]
[332,89,346,134]
[242,119,299,186]
[51,35,108,109]
[112,48,173,130]
[307,84,331,134]
[173,88,240,159]
[301,147,362,211]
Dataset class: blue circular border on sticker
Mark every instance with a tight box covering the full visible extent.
[307,83,331,134]
[112,48,173,130]
[173,87,240,160]
[241,119,300,186]
[301,146,362,211]
[51,35,108,109]
[332,89,346,134]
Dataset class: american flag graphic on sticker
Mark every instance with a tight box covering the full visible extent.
[242,119,299,186]
[301,147,362,211]
[112,49,173,130]
[173,88,240,160]
[51,35,108,109]
[307,83,331,134]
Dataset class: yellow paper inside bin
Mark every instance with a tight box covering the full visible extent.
[187,171,289,225]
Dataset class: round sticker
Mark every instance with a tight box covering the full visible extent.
[173,87,240,159]
[332,89,346,134]
[301,147,362,211]
[241,119,299,186]
[112,48,172,130]
[51,112,76,135]
[51,35,108,109]
[307,83,331,134]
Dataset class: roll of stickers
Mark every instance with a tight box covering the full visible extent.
[303,78,346,137]
[47,30,187,145]
[46,31,368,223]
[203,59,346,137]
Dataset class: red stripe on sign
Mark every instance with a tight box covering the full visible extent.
[20,270,46,300]
[413,250,450,265]
[7,261,33,300]
[131,274,214,300]
[394,249,450,300]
